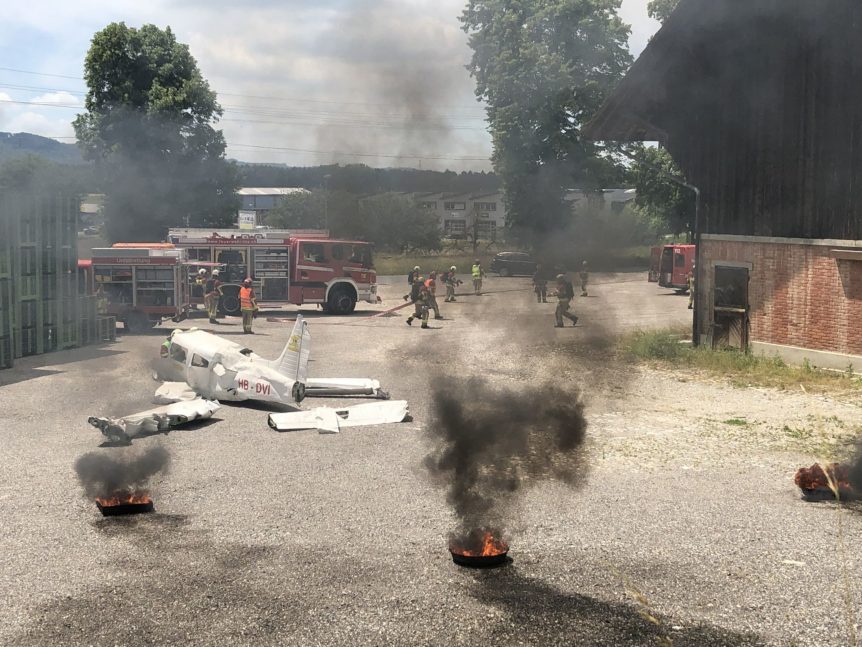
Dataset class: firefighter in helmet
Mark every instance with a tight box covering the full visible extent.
[553,273,578,328]
[404,265,421,301]
[444,265,462,302]
[406,277,431,328]
[579,260,590,297]
[471,260,485,295]
[240,278,258,334]
[425,271,442,319]
[204,269,222,324]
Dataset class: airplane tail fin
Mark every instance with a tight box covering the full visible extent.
[274,315,311,386]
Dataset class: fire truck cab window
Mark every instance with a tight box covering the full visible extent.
[191,354,209,368]
[331,244,344,260]
[169,343,188,364]
[302,243,325,263]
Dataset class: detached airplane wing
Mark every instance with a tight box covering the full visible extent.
[268,400,410,433]
[88,399,221,444]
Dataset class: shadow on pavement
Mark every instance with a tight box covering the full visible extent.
[0,343,125,388]
[468,568,765,646]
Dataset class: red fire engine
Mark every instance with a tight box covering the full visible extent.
[166,229,378,316]
[655,244,696,292]
[88,246,191,332]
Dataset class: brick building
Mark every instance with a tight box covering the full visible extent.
[585,0,862,368]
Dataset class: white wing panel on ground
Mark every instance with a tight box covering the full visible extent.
[268,400,410,433]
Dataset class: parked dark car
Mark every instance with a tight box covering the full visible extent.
[489,252,537,277]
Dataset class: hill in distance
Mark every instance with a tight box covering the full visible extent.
[0,132,84,164]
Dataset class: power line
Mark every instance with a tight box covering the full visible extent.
[0,82,488,122]
[0,66,82,80]
[228,142,490,161]
[0,65,488,112]
[0,98,489,131]
[35,137,491,162]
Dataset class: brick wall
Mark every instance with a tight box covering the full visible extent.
[700,237,862,355]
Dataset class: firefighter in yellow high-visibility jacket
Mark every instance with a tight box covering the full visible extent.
[471,260,485,295]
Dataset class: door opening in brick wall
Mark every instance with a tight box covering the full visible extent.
[712,266,750,350]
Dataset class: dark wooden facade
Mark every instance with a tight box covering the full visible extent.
[585,0,862,240]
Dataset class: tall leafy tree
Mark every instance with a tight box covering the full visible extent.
[629,145,694,237]
[647,0,680,22]
[461,0,632,245]
[74,23,239,242]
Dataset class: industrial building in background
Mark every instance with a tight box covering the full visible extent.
[0,194,115,369]
[586,0,862,370]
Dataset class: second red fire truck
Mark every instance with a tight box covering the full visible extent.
[166,229,378,316]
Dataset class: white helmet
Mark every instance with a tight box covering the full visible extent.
[198,268,207,275]
[414,265,420,271]
[212,269,220,276]
[450,265,456,271]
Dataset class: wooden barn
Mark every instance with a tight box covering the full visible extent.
[585,0,862,368]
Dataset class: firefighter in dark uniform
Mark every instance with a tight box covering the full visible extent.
[404,265,421,301]
[406,278,431,328]
[204,269,222,323]
[554,274,579,328]
[444,265,462,302]
[533,264,548,303]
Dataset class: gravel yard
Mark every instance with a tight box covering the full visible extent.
[1,272,860,646]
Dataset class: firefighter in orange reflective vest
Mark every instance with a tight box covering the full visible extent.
[425,271,443,319]
[240,278,258,334]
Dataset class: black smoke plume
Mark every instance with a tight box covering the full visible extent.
[424,378,589,539]
[74,446,171,499]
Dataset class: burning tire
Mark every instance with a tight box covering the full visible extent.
[449,530,510,569]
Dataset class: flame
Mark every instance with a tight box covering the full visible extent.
[96,492,153,507]
[449,530,509,557]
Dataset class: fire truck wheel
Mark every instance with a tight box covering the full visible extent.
[326,286,357,315]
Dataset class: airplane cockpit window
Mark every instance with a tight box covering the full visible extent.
[169,343,188,363]
[191,354,209,368]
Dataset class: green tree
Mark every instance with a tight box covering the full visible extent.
[629,145,694,237]
[647,0,680,22]
[461,0,632,246]
[74,23,239,242]
[265,191,441,252]
[354,194,441,253]
[0,155,94,196]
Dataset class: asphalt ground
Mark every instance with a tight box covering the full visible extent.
[0,272,859,646]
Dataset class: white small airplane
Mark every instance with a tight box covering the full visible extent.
[155,315,388,406]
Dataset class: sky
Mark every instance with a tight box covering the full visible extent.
[0,0,660,172]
